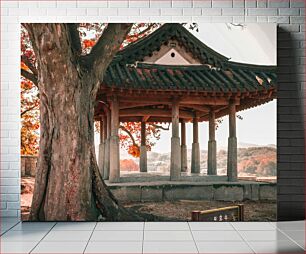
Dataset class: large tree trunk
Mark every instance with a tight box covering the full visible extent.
[26,24,138,221]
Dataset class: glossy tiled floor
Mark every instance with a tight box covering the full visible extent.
[0,218,304,253]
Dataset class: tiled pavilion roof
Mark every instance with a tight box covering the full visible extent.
[104,62,276,93]
[101,23,276,93]
[95,24,276,121]
[114,23,229,67]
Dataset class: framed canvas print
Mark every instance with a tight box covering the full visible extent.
[20,23,276,221]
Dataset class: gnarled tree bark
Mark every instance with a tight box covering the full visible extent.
[24,23,140,221]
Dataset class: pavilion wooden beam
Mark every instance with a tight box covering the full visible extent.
[102,115,107,141]
[142,116,150,122]
[227,101,238,182]
[184,104,210,112]
[191,117,200,174]
[109,96,120,183]
[170,99,181,180]
[103,108,111,180]
[181,120,188,172]
[117,96,233,105]
[98,116,106,177]
[140,121,147,173]
[207,110,217,175]
[119,102,164,109]
[119,108,194,119]
[119,116,194,123]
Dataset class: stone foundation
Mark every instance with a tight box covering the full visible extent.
[108,181,277,202]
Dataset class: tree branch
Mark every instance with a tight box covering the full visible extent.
[119,125,137,146]
[151,123,170,131]
[21,69,38,85]
[21,104,38,117]
[127,24,156,41]
[67,23,82,56]
[86,23,133,92]
[21,55,37,76]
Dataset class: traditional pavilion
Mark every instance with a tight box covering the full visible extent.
[94,24,277,183]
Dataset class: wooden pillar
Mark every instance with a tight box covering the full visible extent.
[139,121,147,172]
[227,102,238,181]
[98,116,106,177]
[191,117,201,173]
[103,108,111,180]
[170,100,181,180]
[207,110,217,175]
[181,121,188,172]
[109,96,120,183]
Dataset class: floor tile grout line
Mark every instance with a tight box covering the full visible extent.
[141,221,145,254]
[28,222,57,254]
[269,221,277,229]
[231,224,256,254]
[229,222,237,231]
[0,220,20,236]
[187,221,200,254]
[230,222,280,231]
[275,227,306,250]
[83,222,97,254]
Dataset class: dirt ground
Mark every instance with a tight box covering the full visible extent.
[21,177,276,221]
[122,200,276,221]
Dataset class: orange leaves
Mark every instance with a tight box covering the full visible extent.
[83,39,96,49]
[128,145,140,158]
[120,159,139,171]
[21,118,39,155]
[118,122,163,157]
[21,62,30,71]
[237,147,276,176]
[21,75,39,155]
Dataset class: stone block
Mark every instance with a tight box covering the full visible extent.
[251,184,259,200]
[243,184,252,200]
[110,187,141,202]
[141,187,163,202]
[259,185,277,200]
[214,185,244,201]
[164,186,213,201]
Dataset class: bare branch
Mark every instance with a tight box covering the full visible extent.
[151,123,170,131]
[67,24,82,56]
[21,104,39,117]
[119,125,137,146]
[21,69,38,85]
[127,24,156,41]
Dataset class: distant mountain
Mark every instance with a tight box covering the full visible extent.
[217,142,276,150]
[120,145,277,177]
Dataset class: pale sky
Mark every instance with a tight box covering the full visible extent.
[95,23,277,154]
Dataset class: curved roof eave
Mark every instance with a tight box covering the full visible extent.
[115,23,230,64]
[225,61,277,72]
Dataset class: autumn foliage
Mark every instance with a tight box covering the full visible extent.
[120,159,139,171]
[238,147,276,176]
[21,26,39,155]
[21,23,161,156]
